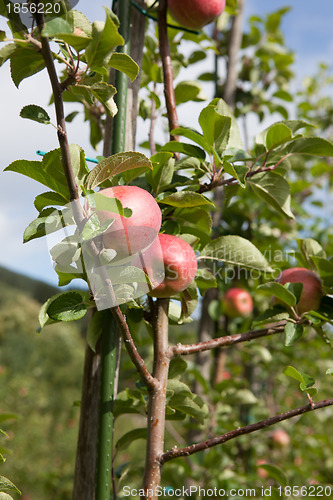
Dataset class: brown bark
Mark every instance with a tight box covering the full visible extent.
[73,343,101,500]
[142,299,170,499]
[223,0,245,110]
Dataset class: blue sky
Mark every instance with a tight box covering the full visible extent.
[0,0,332,286]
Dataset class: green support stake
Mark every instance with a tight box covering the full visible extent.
[112,0,131,154]
[95,311,118,500]
[95,1,131,499]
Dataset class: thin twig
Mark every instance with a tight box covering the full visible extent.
[168,321,287,357]
[160,397,333,464]
[34,9,80,203]
[111,305,158,390]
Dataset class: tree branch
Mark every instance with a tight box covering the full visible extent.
[143,298,170,497]
[160,397,333,464]
[222,0,245,109]
[34,9,79,203]
[111,305,158,391]
[168,321,287,357]
[158,0,179,139]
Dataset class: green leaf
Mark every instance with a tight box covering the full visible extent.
[90,82,117,116]
[195,268,217,294]
[80,214,115,242]
[39,296,58,329]
[284,322,304,346]
[23,208,69,243]
[257,282,297,308]
[272,90,293,102]
[59,31,92,51]
[34,191,68,212]
[297,238,326,261]
[0,492,15,500]
[168,358,188,379]
[109,52,139,82]
[252,305,289,327]
[266,123,292,150]
[85,8,124,73]
[55,266,82,287]
[20,104,50,124]
[85,152,152,189]
[161,141,206,160]
[174,80,207,105]
[5,144,88,199]
[0,476,21,494]
[174,207,213,245]
[225,388,258,405]
[167,394,208,424]
[0,43,16,67]
[288,137,333,157]
[160,191,213,208]
[201,235,274,272]
[283,365,316,392]
[256,464,287,487]
[89,192,128,216]
[46,291,90,322]
[223,161,250,188]
[171,126,211,153]
[10,46,45,87]
[146,155,174,195]
[167,379,193,397]
[41,17,73,37]
[248,171,294,219]
[199,104,232,159]
[0,414,18,424]
[116,428,147,451]
[179,284,198,322]
[69,9,93,36]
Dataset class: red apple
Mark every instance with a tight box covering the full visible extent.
[168,0,226,30]
[276,267,323,315]
[140,233,198,298]
[90,185,162,260]
[223,288,253,318]
[272,429,290,448]
[256,459,268,479]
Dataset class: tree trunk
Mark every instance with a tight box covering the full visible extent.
[73,342,101,500]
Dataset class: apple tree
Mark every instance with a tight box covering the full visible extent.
[1,0,333,499]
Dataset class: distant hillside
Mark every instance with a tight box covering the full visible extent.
[0,265,59,304]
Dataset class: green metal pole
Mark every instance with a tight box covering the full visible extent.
[112,0,131,153]
[95,2,131,499]
[95,311,118,500]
